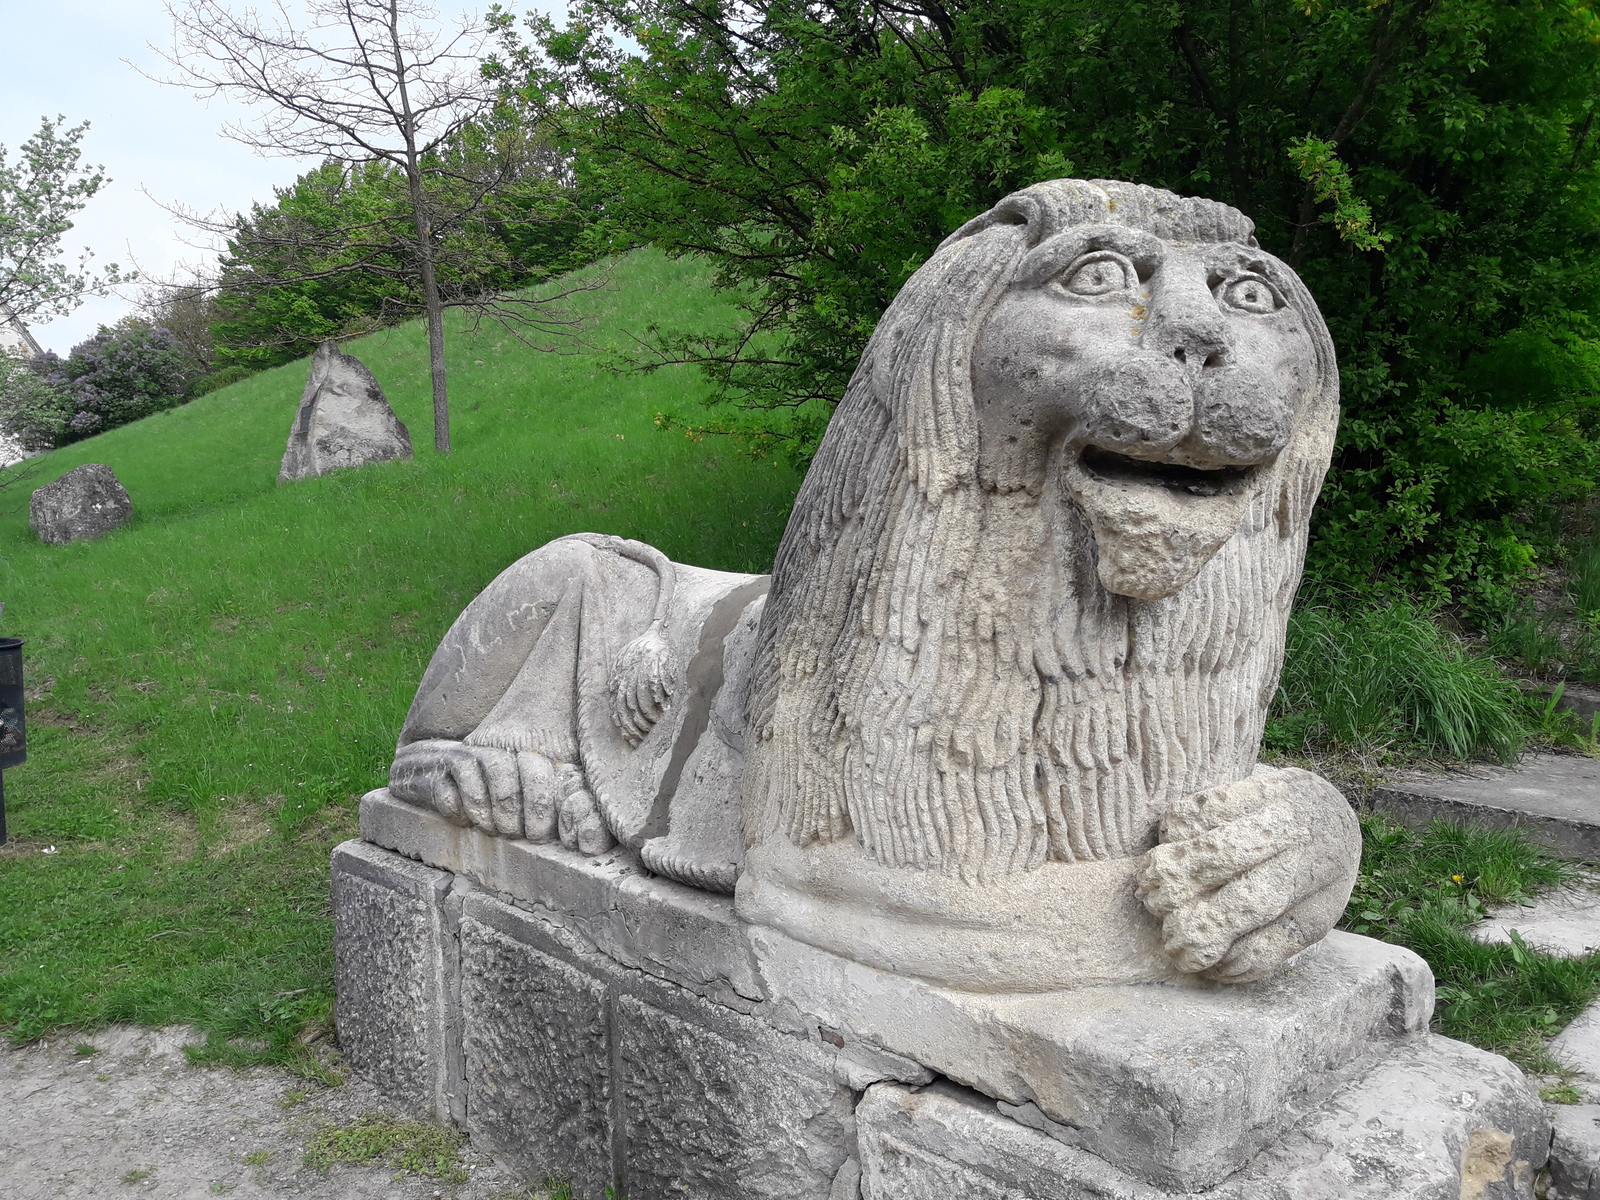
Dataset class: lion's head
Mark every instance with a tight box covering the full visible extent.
[744,180,1337,888]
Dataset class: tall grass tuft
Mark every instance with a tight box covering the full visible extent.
[1269,596,1528,761]
[1568,533,1600,617]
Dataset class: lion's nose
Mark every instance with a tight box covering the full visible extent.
[1146,276,1227,382]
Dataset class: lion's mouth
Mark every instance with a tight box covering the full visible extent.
[1080,446,1252,499]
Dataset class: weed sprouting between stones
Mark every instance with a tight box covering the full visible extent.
[1343,813,1600,1070]
[303,1113,467,1182]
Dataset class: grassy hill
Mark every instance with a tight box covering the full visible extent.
[0,250,801,1059]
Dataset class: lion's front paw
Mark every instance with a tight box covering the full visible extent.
[390,740,520,832]
[389,742,617,855]
[1136,767,1360,982]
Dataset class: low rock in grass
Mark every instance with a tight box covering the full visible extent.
[29,463,133,545]
[279,341,411,483]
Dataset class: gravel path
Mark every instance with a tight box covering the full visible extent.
[3,1026,527,1199]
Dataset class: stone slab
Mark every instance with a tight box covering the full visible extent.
[361,788,764,1010]
[1556,1008,1600,1101]
[1215,1034,1548,1199]
[856,1035,1548,1199]
[1474,876,1600,958]
[1550,1104,1600,1200]
[1373,754,1600,860]
[330,840,460,1123]
[460,888,856,1200]
[747,923,1433,1191]
[459,915,615,1198]
[360,793,1435,1191]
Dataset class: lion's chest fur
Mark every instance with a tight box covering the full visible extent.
[757,470,1294,875]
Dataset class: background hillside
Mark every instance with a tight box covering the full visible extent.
[0,250,801,1056]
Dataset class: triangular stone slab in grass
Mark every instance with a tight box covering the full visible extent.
[279,341,411,483]
[1372,753,1600,860]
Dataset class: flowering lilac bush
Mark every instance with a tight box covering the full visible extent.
[5,322,192,449]
[51,324,190,443]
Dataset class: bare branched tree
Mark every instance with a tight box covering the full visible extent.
[155,0,570,453]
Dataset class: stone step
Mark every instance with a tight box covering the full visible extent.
[855,1038,1549,1200]
[1469,876,1600,1196]
[1371,753,1600,860]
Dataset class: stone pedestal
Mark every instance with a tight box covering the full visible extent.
[334,789,1550,1199]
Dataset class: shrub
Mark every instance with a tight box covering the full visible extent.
[33,322,191,446]
[0,350,72,452]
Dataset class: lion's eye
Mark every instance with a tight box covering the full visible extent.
[1062,253,1135,298]
[1219,276,1282,314]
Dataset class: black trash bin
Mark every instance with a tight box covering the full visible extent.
[0,637,26,844]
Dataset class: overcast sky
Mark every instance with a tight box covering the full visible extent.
[1,0,539,356]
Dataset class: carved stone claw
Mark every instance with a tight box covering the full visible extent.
[1136,766,1361,982]
[390,741,617,855]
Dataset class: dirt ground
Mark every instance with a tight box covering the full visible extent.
[2,1026,530,1199]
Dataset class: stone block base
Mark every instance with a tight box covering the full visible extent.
[334,790,1553,1199]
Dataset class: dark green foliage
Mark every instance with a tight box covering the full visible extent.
[495,0,1600,596]
[212,118,596,373]
[1267,596,1533,760]
[1344,815,1600,1065]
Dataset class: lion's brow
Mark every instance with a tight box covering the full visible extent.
[1015,224,1166,287]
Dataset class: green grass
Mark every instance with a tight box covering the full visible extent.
[1266,595,1572,762]
[0,249,800,1059]
[1343,814,1600,1069]
[304,1114,466,1181]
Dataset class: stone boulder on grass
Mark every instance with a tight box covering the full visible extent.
[30,463,134,545]
[279,341,412,483]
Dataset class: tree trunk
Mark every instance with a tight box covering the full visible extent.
[390,0,450,454]
[408,175,450,454]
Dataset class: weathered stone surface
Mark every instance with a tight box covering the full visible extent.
[1549,1104,1600,1200]
[857,1036,1548,1200]
[459,914,614,1199]
[1475,875,1600,958]
[379,179,1356,994]
[617,993,854,1200]
[750,922,1433,1190]
[279,340,411,482]
[457,886,855,1200]
[1214,1035,1547,1199]
[330,841,459,1122]
[361,787,764,1009]
[29,463,132,545]
[359,794,1428,1192]
[1556,1008,1600,1096]
[1374,754,1600,860]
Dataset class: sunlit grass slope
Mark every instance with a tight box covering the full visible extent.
[0,250,801,1058]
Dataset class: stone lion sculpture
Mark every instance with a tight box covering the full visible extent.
[388,179,1360,992]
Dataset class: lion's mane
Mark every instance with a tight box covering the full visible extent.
[745,180,1339,879]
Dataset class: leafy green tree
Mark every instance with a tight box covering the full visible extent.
[0,116,124,324]
[207,121,592,374]
[492,0,1600,599]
